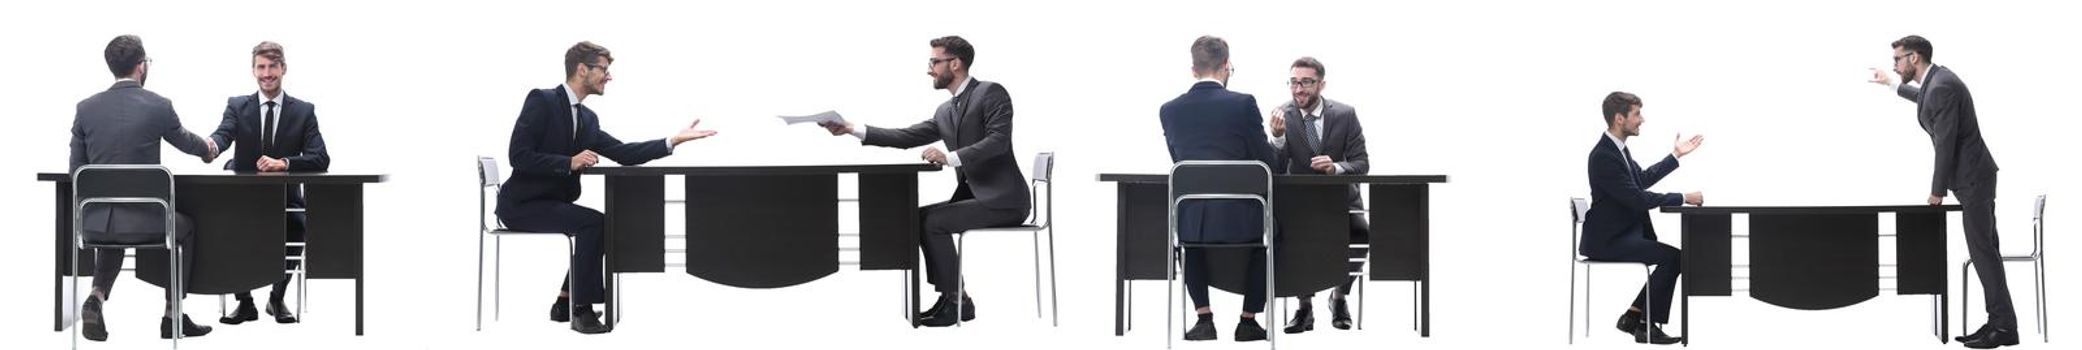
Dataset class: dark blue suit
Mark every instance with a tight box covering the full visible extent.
[1158,81,1278,313]
[496,86,672,305]
[1580,134,1684,323]
[209,92,331,303]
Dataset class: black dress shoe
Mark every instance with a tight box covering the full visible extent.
[1631,323,1681,345]
[1282,307,1314,334]
[1957,323,1994,343]
[1615,312,1646,336]
[920,296,976,327]
[160,314,214,339]
[1329,297,1354,330]
[266,299,299,324]
[221,299,258,325]
[549,297,570,323]
[81,297,108,342]
[1235,318,1268,342]
[570,306,610,334]
[1962,328,2018,349]
[1184,317,1217,341]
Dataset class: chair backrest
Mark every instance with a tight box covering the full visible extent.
[478,156,502,188]
[1570,197,1589,257]
[1169,161,1272,200]
[1169,161,1273,244]
[2033,194,2046,255]
[1029,152,1055,227]
[72,165,176,247]
[476,156,501,232]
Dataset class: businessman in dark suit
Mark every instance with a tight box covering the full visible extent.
[496,41,717,334]
[1265,57,1370,334]
[69,34,220,341]
[1580,92,1703,345]
[209,41,328,325]
[818,36,1031,327]
[1870,35,2014,349]
[1157,35,1279,342]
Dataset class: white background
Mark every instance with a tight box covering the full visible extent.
[1,0,2075,349]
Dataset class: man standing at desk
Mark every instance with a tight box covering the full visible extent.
[817,35,1030,327]
[70,34,220,341]
[1869,35,2015,349]
[497,41,717,334]
[209,41,329,326]
[1266,56,1370,335]
[1157,35,1279,342]
[1580,91,1702,345]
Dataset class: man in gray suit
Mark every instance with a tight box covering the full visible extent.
[1870,35,2015,349]
[819,35,1031,327]
[68,34,220,341]
[1265,57,1370,334]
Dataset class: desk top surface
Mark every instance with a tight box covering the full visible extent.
[1660,204,1963,214]
[1096,173,1448,184]
[585,163,942,176]
[38,172,387,184]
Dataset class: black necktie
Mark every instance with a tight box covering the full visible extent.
[949,95,964,132]
[262,101,278,155]
[1621,146,1640,184]
[572,103,583,141]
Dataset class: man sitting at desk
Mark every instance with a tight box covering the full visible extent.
[1267,56,1371,335]
[1580,91,1703,345]
[70,34,221,341]
[208,41,329,325]
[1158,35,1280,342]
[817,35,1031,327]
[497,41,716,334]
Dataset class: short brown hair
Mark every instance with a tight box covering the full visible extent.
[929,36,975,69]
[104,35,146,78]
[1290,56,1325,79]
[1892,35,1933,62]
[1601,91,1642,126]
[1191,35,1229,73]
[564,41,614,79]
[252,41,285,66]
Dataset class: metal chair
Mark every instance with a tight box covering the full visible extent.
[475,156,576,331]
[70,165,183,349]
[1962,194,2049,342]
[1166,161,1277,349]
[1567,197,1656,344]
[953,152,1059,327]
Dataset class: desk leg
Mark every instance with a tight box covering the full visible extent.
[52,184,70,332]
[910,268,921,328]
[1682,291,1690,346]
[355,275,364,335]
[1421,279,1431,337]
[1941,289,1950,343]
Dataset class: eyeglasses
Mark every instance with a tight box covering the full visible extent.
[928,56,959,67]
[583,62,611,76]
[1893,53,1914,64]
[1288,78,1320,88]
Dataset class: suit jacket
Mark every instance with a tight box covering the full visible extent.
[1897,66,1998,196]
[1579,135,1684,258]
[68,80,214,239]
[209,93,329,172]
[863,78,1032,212]
[1270,98,1369,210]
[497,86,672,216]
[1159,81,1280,243]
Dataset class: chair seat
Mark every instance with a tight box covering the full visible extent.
[487,229,567,236]
[960,224,1044,234]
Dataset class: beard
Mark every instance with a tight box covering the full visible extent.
[932,72,953,90]
[1294,93,1319,110]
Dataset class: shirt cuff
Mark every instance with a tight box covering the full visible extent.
[849,127,867,141]
[945,150,963,167]
[1331,163,1344,174]
[662,138,676,154]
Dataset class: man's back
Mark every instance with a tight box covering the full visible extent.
[71,80,210,170]
[1159,81,1278,243]
[70,80,211,237]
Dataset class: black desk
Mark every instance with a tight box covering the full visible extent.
[40,172,387,335]
[582,164,941,330]
[1097,173,1447,337]
[1661,204,1962,345]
